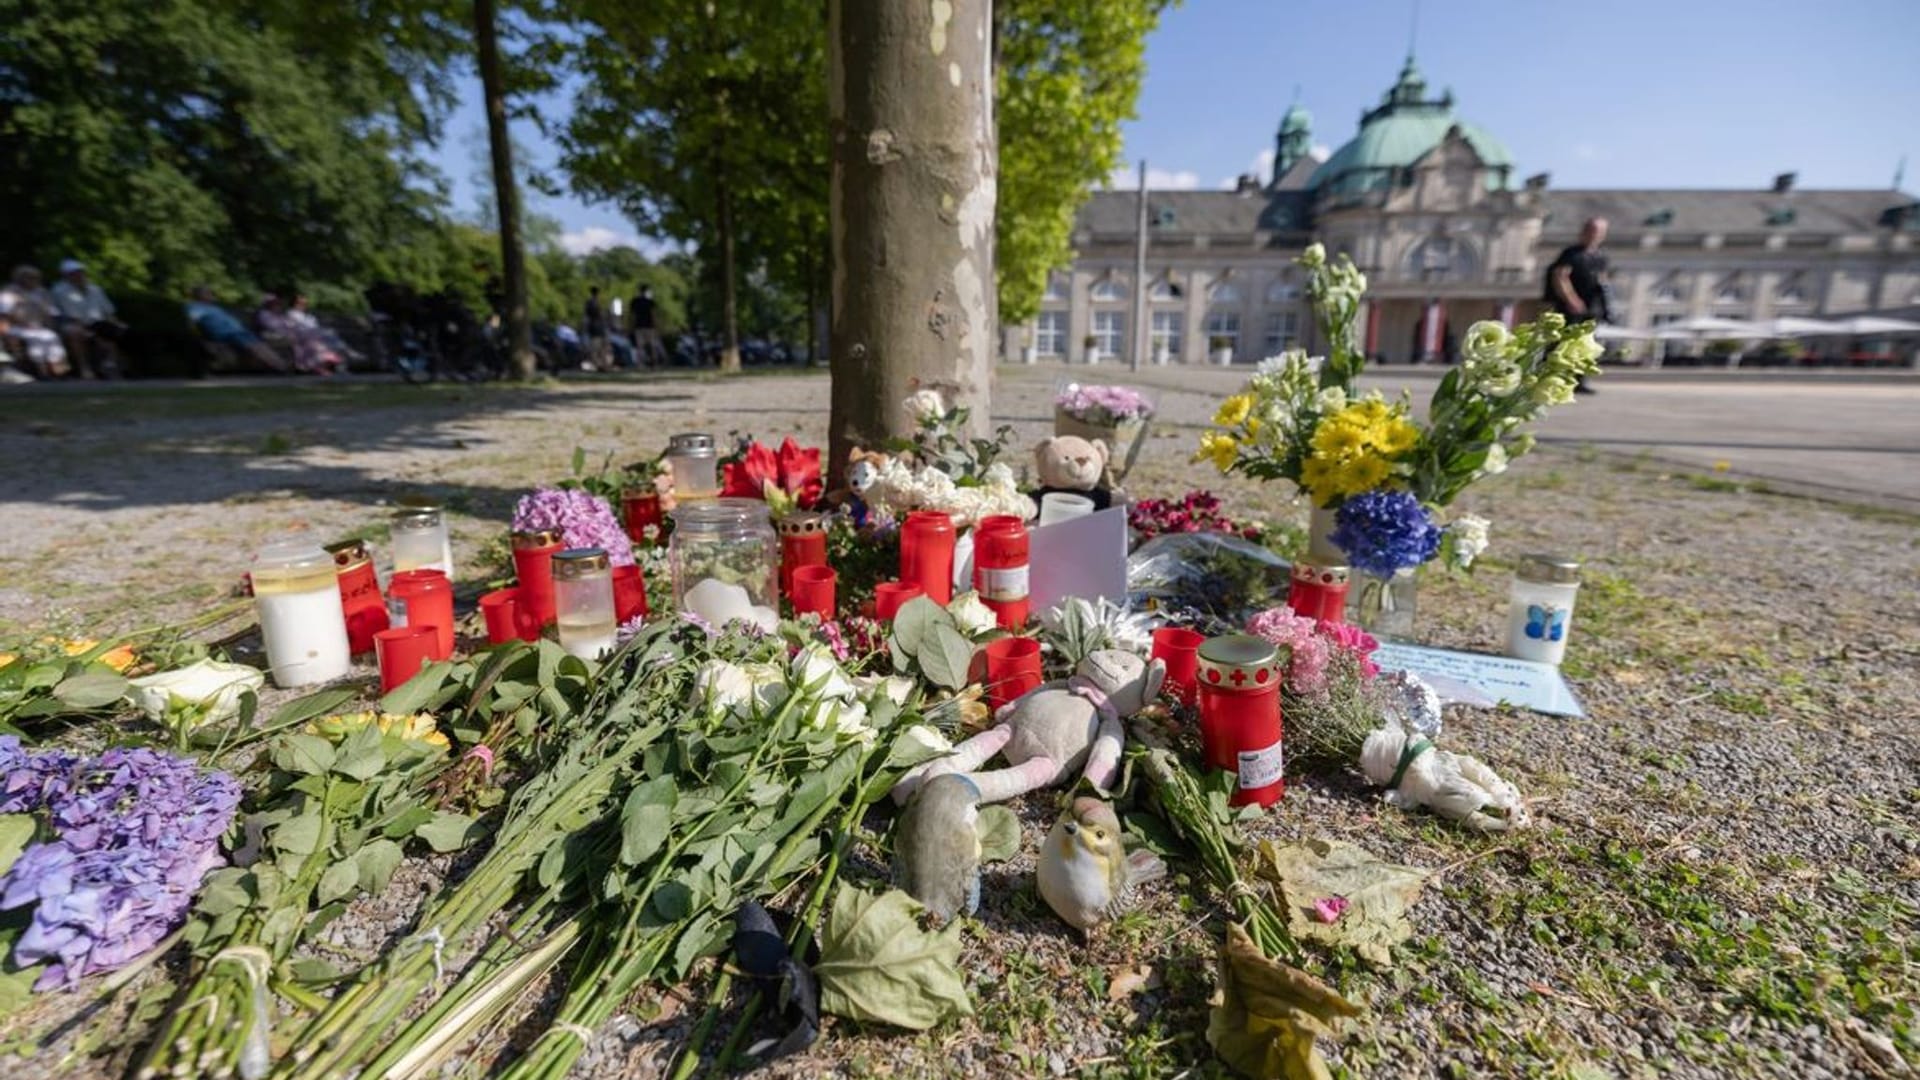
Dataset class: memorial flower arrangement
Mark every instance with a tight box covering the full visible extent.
[864,387,1031,526]
[512,486,636,566]
[1055,383,1154,425]
[1244,608,1384,766]
[1128,489,1273,543]
[721,436,824,515]
[1195,243,1602,628]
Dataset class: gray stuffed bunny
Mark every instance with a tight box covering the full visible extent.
[891,649,1166,806]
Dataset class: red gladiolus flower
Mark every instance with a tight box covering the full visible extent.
[720,437,823,509]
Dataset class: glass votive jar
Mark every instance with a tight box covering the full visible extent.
[391,504,452,577]
[873,581,924,622]
[387,569,453,661]
[973,515,1030,629]
[623,487,666,545]
[1506,554,1581,665]
[669,498,779,615]
[983,636,1043,711]
[252,539,353,689]
[326,539,388,655]
[790,565,837,619]
[899,510,956,605]
[777,511,830,600]
[553,548,617,660]
[1196,634,1285,808]
[664,433,720,501]
[1150,626,1206,707]
[478,587,523,645]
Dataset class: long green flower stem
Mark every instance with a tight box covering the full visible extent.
[1138,749,1301,964]
[277,718,668,1080]
[498,702,828,1080]
[135,779,345,1080]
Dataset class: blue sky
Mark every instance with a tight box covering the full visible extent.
[432,0,1920,254]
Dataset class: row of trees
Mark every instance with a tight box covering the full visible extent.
[2,0,1167,378]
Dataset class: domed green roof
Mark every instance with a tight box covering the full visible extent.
[1308,60,1512,195]
[1279,103,1312,135]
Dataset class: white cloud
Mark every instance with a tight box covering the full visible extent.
[559,225,645,256]
[1572,143,1607,162]
[1309,144,1331,162]
[1105,165,1201,191]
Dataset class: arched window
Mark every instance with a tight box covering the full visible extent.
[1149,278,1185,302]
[1714,279,1748,306]
[1042,275,1067,301]
[1404,236,1476,282]
[1651,278,1685,305]
[1090,278,1125,303]
[1775,279,1808,305]
[1209,281,1241,304]
[1265,279,1300,304]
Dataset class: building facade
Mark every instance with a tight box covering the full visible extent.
[1011,57,1920,365]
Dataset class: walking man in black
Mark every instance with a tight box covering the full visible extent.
[629,285,663,368]
[1544,216,1610,393]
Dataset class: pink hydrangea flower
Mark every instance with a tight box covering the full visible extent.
[1245,608,1332,698]
[1318,621,1380,679]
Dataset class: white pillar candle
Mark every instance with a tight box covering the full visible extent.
[1038,492,1095,528]
[1505,554,1581,666]
[253,540,352,688]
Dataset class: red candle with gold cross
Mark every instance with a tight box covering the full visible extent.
[1195,634,1285,808]
[1287,561,1350,624]
[777,511,830,602]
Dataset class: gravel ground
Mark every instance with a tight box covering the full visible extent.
[0,369,1914,1079]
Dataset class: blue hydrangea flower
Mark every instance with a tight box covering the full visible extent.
[1329,490,1443,578]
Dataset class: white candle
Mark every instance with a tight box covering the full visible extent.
[1505,555,1581,666]
[1038,492,1094,527]
[253,541,352,688]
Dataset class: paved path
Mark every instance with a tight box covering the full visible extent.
[1011,364,1920,511]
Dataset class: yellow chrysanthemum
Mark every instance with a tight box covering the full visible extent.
[1213,393,1254,428]
[1194,431,1239,472]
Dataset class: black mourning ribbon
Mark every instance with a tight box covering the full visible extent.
[730,900,820,1066]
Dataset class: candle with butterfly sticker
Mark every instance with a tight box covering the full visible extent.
[1505,554,1581,665]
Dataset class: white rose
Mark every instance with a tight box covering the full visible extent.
[855,674,918,707]
[127,659,263,726]
[903,388,949,424]
[692,659,755,714]
[807,697,873,742]
[792,644,858,702]
[1449,514,1490,568]
[947,591,998,637]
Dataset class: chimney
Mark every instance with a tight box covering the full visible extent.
[1235,173,1262,194]
[1524,172,1551,191]
[1773,172,1797,193]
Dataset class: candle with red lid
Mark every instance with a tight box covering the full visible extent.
[511,529,562,628]
[972,515,1030,629]
[387,569,454,661]
[1287,561,1350,624]
[899,510,955,604]
[777,511,829,601]
[326,539,389,655]
[1195,634,1285,808]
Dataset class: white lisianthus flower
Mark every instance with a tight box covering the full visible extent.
[1480,443,1510,476]
[1550,332,1604,374]
[791,644,858,703]
[127,659,263,726]
[1461,321,1511,365]
[1299,243,1327,269]
[947,591,998,637]
[1449,514,1491,569]
[1314,386,1348,414]
[1511,433,1537,456]
[903,388,949,424]
[1472,360,1523,398]
[1531,374,1576,407]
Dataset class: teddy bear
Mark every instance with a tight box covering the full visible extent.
[891,649,1166,806]
[823,447,892,525]
[1031,435,1114,512]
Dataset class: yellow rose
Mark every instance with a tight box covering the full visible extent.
[1213,393,1254,428]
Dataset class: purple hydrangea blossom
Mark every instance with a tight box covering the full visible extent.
[512,487,636,567]
[1055,384,1154,424]
[0,740,241,989]
[1329,490,1443,578]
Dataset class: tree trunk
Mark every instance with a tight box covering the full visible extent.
[474,0,537,380]
[715,175,742,373]
[827,0,996,478]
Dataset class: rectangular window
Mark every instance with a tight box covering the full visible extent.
[1092,311,1125,356]
[1150,311,1183,358]
[1034,311,1066,356]
[1264,311,1299,353]
[1205,311,1239,358]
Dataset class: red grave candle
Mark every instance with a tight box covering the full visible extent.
[327,539,389,655]
[777,512,830,601]
[387,569,454,661]
[511,529,562,628]
[612,564,649,625]
[1150,626,1206,707]
[1195,634,1285,808]
[983,636,1043,711]
[375,626,437,694]
[899,511,955,605]
[790,565,837,619]
[972,515,1031,629]
[1287,562,1350,625]
[873,581,924,622]
[622,489,665,546]
[478,587,523,645]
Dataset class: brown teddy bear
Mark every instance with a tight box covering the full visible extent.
[1031,435,1113,511]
